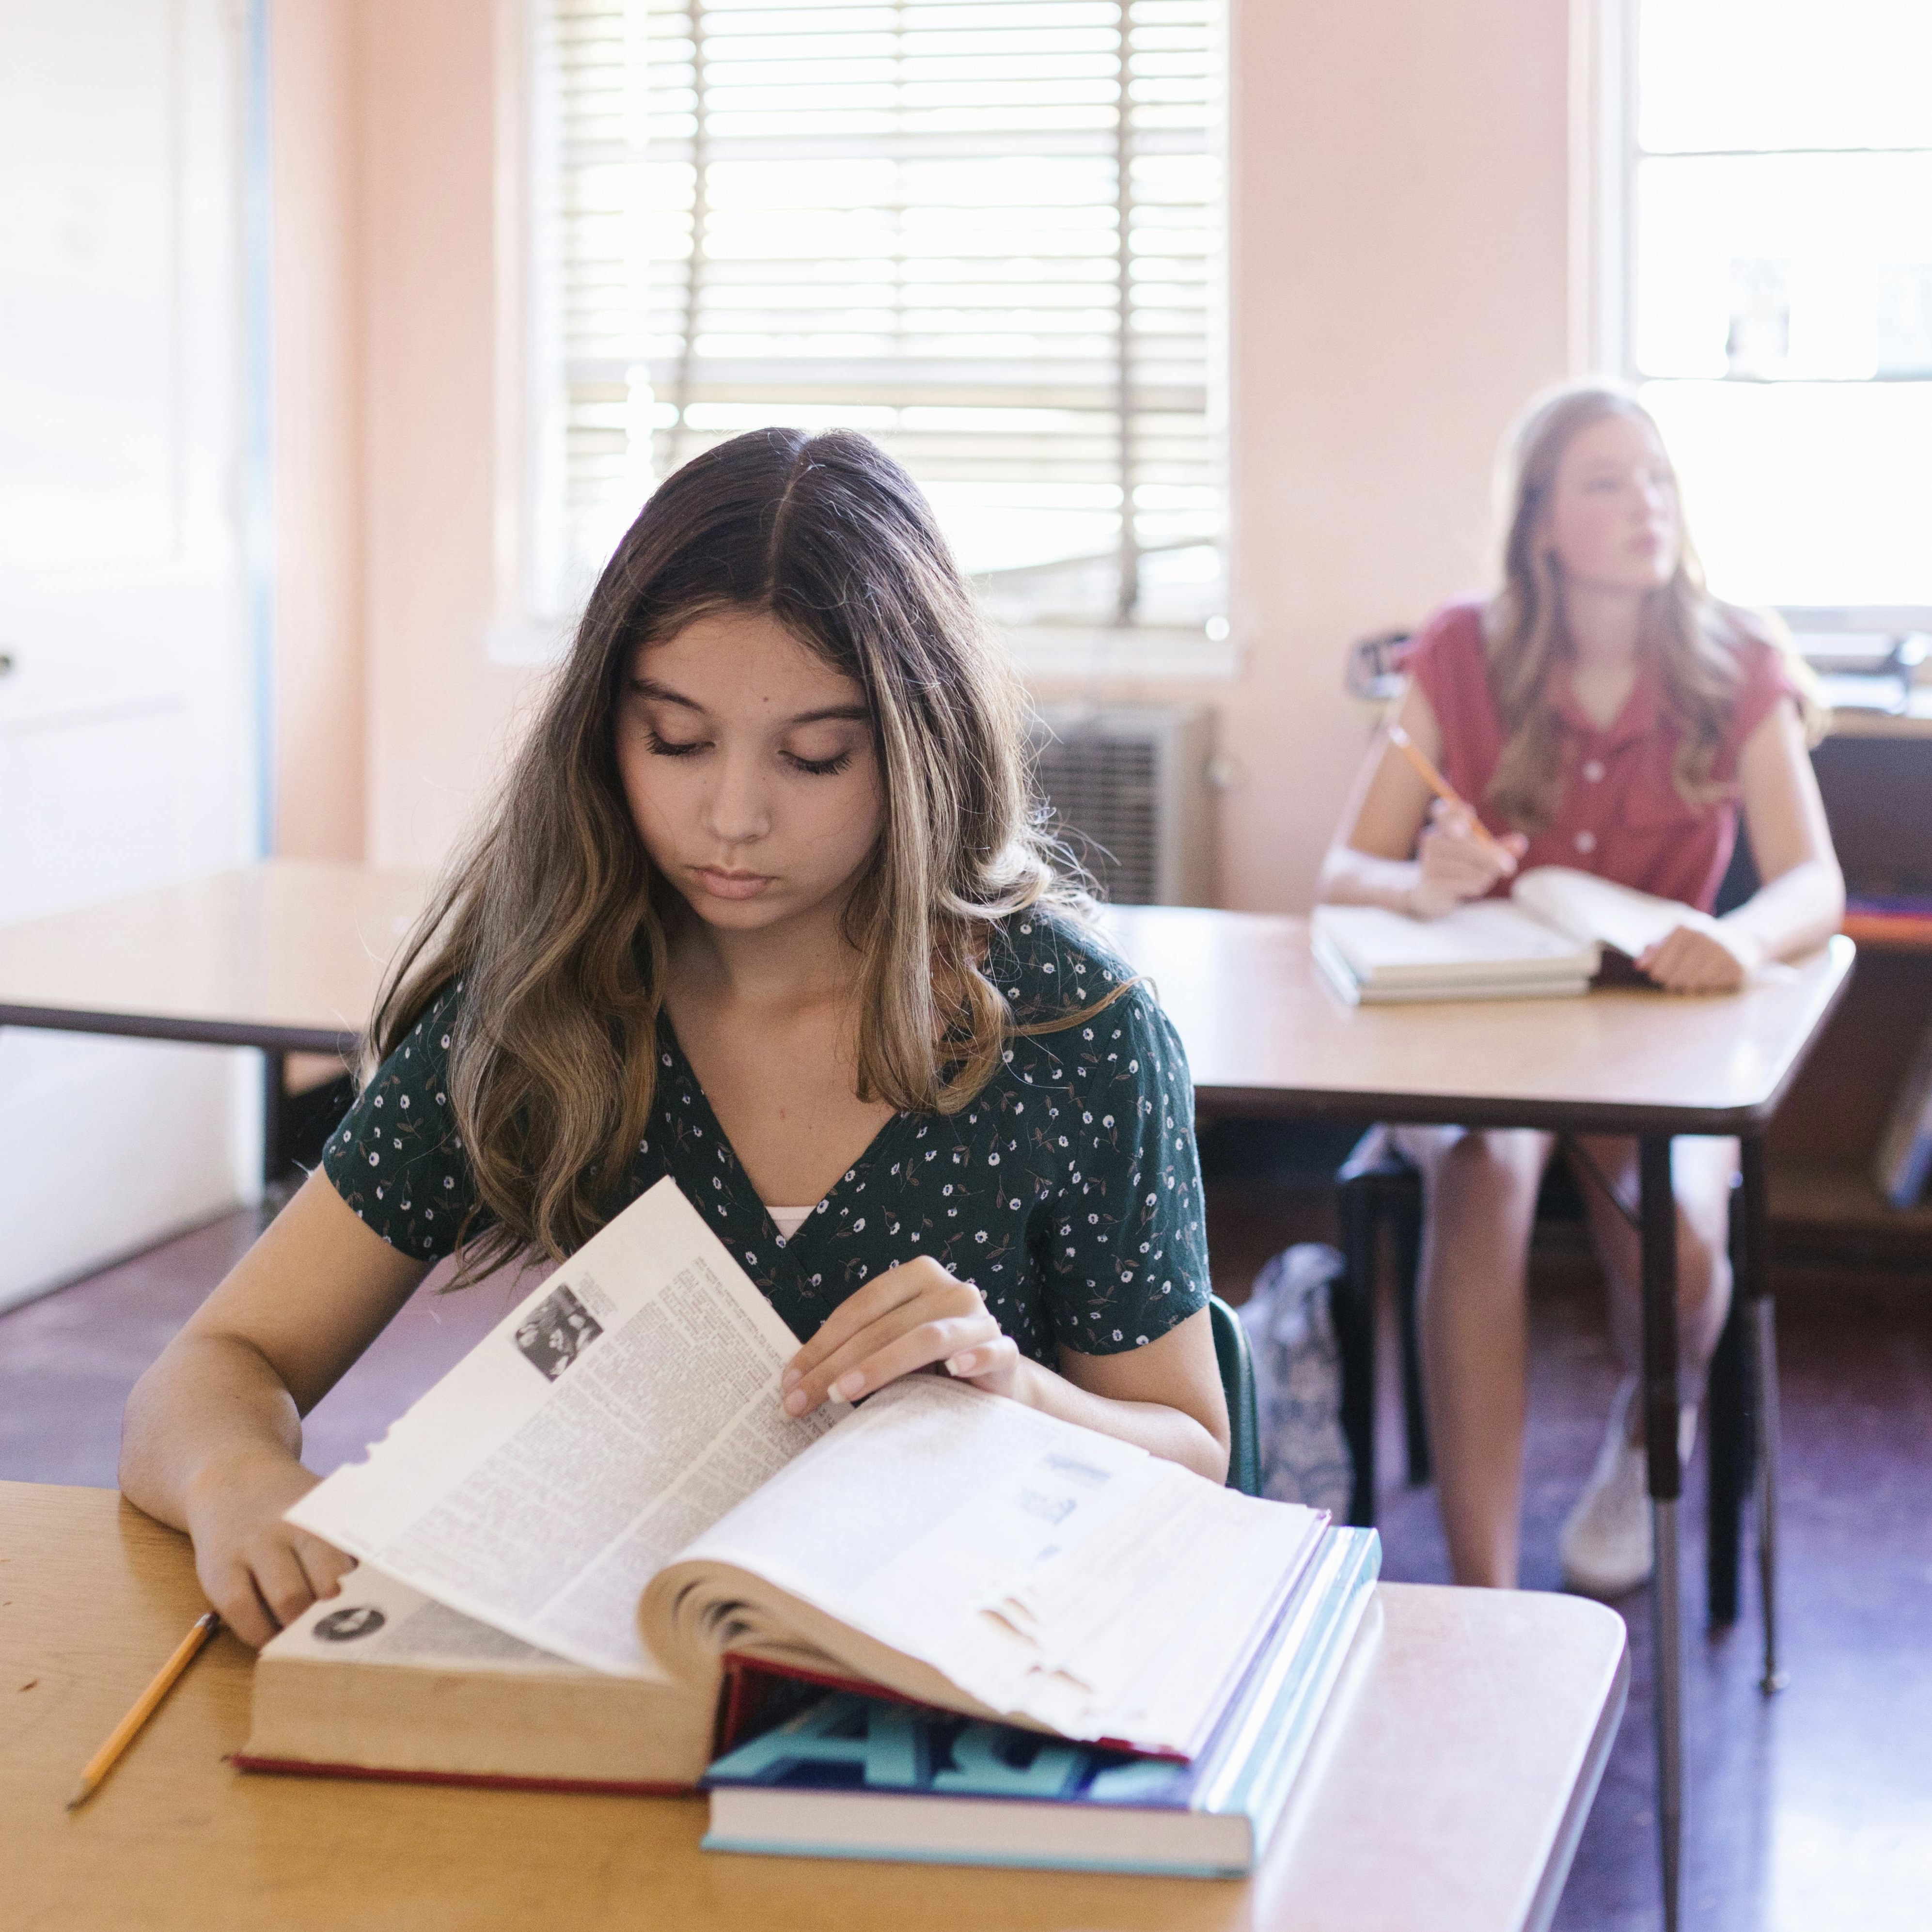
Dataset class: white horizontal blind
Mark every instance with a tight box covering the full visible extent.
[530,0,1225,631]
[1623,0,1932,611]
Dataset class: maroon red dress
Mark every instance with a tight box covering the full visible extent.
[1401,598,1800,913]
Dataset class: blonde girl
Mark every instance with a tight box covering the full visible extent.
[1319,384,1842,1594]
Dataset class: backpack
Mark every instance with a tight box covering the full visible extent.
[1238,1243,1353,1517]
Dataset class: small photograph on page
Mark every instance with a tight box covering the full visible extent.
[512,1283,604,1381]
[312,1603,387,1642]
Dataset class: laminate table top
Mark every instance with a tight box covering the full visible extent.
[0,862,429,1057]
[1,1481,1628,1932]
[1103,906,1856,1136]
[0,867,1853,1140]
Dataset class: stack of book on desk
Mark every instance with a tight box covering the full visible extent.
[240,1179,1379,1877]
[1312,865,1705,1005]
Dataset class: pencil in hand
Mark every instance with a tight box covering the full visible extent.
[66,1611,221,1811]
[1385,723,1512,861]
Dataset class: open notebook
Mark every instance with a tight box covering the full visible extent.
[1312,865,1723,1005]
[248,1178,1343,1797]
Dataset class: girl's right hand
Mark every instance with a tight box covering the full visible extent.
[182,1450,354,1648]
[1406,799,1528,919]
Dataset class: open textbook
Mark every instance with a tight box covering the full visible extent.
[272,1178,1329,1786]
[1312,865,1736,1004]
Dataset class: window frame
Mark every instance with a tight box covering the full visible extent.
[1580,0,1932,641]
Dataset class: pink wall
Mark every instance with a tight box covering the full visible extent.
[1217,0,1571,909]
[270,0,1574,897]
[358,0,547,870]
[269,0,366,860]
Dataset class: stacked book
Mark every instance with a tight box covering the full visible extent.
[240,1179,1380,1877]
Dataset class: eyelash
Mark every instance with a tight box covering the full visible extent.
[644,729,852,778]
[787,750,854,777]
[645,729,704,759]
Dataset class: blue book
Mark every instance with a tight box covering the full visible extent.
[702,1525,1380,1878]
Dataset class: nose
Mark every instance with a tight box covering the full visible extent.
[700,747,771,847]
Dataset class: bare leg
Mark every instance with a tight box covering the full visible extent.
[1570,1134,1738,1416]
[1396,1125,1557,1589]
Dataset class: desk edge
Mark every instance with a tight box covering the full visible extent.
[0,1003,358,1057]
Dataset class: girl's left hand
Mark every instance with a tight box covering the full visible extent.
[1635,922,1763,993]
[781,1257,1025,1417]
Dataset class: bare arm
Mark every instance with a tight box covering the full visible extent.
[781,1260,1229,1483]
[1637,700,1845,990]
[120,1169,430,1645]
[1318,680,1525,915]
[1050,1312,1230,1481]
[1723,700,1844,957]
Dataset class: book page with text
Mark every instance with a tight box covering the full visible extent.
[642,1377,1324,1756]
[287,1178,834,1676]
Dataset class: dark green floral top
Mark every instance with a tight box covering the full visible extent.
[322,911,1210,1362]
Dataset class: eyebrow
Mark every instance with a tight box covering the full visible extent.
[631,677,870,728]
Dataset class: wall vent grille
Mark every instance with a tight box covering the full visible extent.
[1029,707,1214,906]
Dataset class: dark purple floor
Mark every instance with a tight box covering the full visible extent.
[1,1201,1927,1930]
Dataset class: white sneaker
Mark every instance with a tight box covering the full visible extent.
[1559,1379,1698,1599]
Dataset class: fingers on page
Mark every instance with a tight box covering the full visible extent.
[255,1543,322,1632]
[782,1276,909,1390]
[210,1564,277,1649]
[794,1308,1000,1414]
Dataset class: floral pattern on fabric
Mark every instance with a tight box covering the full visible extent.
[322,913,1210,1360]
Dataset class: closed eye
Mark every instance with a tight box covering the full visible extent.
[785,749,854,777]
[645,728,707,758]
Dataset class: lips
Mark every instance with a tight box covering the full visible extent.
[691,865,776,901]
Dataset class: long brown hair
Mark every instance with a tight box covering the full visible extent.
[370,428,1101,1277]
[1482,383,1822,831]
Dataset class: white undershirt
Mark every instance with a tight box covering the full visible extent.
[766,1205,814,1240]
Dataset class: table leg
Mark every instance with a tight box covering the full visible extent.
[1639,1134,1683,1932]
[1704,1178,1751,1627]
[1739,1137,1788,1694]
[1336,1175,1380,1528]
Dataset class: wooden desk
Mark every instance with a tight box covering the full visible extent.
[1102,909,1854,1932]
[1,1482,1628,1932]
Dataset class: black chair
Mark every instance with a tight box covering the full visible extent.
[1209,1293,1262,1497]
[1333,1128,1763,1625]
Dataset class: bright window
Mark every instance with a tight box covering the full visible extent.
[525,0,1226,642]
[1619,0,1932,613]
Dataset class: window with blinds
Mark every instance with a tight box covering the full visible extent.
[526,0,1225,639]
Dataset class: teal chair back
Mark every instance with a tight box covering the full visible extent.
[1209,1294,1261,1496]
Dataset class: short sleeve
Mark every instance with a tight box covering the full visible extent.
[321,985,480,1261]
[1393,599,1502,809]
[1042,985,1212,1355]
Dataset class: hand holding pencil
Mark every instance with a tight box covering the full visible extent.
[1385,723,1528,919]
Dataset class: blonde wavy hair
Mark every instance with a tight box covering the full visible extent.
[1481,383,1822,832]
[368,428,1107,1278]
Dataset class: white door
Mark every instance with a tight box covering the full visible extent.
[0,0,259,1309]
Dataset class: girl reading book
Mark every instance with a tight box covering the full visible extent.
[1318,383,1843,1595]
[122,430,1228,1647]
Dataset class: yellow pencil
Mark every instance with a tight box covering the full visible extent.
[66,1611,220,1810]
[1385,723,1511,860]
